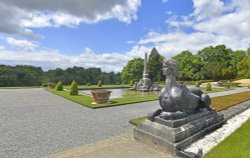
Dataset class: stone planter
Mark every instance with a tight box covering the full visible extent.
[91,89,111,104]
[47,82,56,89]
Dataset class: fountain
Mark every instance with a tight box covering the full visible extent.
[130,53,160,91]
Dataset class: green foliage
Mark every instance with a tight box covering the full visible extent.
[206,82,212,91]
[198,45,235,80]
[148,47,164,81]
[87,83,91,86]
[129,80,134,86]
[237,52,250,79]
[0,65,44,86]
[55,81,63,91]
[47,67,121,85]
[121,58,144,84]
[0,65,121,86]
[70,80,78,95]
[195,81,200,87]
[172,51,204,81]
[97,80,102,87]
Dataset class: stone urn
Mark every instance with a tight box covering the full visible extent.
[91,89,111,104]
[47,82,56,89]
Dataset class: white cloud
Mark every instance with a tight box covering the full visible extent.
[0,45,149,72]
[141,0,250,59]
[0,45,4,49]
[192,0,225,21]
[6,37,38,51]
[0,0,141,37]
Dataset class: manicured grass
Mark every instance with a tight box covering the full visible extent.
[204,119,250,158]
[202,87,234,94]
[129,116,147,126]
[129,91,250,125]
[45,88,157,108]
[65,84,130,90]
[0,86,42,89]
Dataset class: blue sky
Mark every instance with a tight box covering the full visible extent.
[0,0,250,72]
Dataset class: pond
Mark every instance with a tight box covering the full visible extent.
[79,88,160,99]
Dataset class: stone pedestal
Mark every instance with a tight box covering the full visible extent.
[134,110,224,157]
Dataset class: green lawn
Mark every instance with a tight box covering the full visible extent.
[129,91,250,125]
[202,87,234,94]
[45,88,157,108]
[0,86,42,89]
[65,84,130,90]
[204,119,250,158]
[129,116,147,126]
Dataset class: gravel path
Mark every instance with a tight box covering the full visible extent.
[0,87,249,158]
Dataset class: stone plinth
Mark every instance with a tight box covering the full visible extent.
[134,110,224,156]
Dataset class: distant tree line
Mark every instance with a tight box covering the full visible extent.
[1,44,249,86]
[0,65,121,86]
[121,45,250,83]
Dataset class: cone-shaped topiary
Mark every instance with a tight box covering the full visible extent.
[97,80,102,87]
[195,81,200,87]
[55,81,63,91]
[129,80,134,86]
[70,80,78,95]
[206,82,212,91]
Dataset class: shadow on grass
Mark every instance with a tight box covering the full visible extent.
[108,100,118,104]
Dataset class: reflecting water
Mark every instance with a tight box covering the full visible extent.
[79,88,159,99]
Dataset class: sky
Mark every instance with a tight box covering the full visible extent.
[0,0,250,72]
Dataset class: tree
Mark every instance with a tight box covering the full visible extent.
[230,50,246,78]
[201,61,223,80]
[121,58,144,84]
[198,45,233,67]
[172,50,196,80]
[198,45,233,80]
[237,52,250,78]
[148,47,164,81]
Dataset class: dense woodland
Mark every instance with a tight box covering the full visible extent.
[0,44,249,86]
[0,66,121,86]
[121,45,250,83]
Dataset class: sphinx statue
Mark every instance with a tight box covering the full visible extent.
[150,59,211,120]
[135,60,224,157]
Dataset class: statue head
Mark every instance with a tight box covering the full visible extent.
[162,59,178,76]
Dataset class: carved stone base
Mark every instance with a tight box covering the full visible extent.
[134,110,224,156]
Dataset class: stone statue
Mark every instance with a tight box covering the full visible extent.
[153,59,211,119]
[134,59,224,157]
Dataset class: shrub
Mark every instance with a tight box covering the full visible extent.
[206,82,212,91]
[129,80,134,86]
[97,80,102,87]
[55,81,63,91]
[87,83,91,86]
[195,81,200,87]
[116,82,120,85]
[70,80,78,95]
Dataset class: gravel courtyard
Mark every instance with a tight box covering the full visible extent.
[0,88,249,158]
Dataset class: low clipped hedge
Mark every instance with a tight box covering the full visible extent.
[217,82,240,88]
